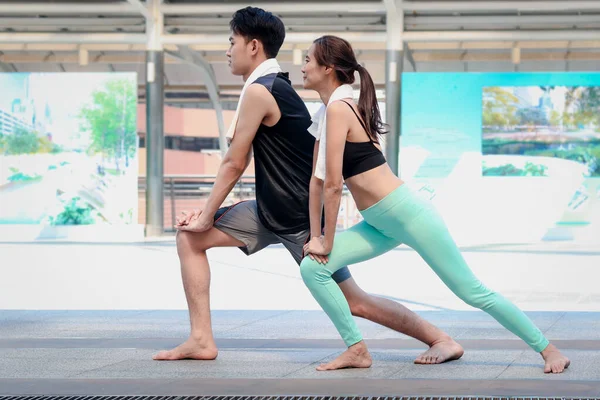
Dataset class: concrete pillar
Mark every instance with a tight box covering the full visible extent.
[384,0,404,177]
[145,50,164,237]
[144,0,164,237]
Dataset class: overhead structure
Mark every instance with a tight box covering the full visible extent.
[1,1,598,79]
[1,0,599,232]
[165,46,228,157]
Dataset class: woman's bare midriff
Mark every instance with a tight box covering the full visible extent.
[345,163,404,211]
[340,100,404,210]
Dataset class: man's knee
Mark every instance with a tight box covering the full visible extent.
[348,298,369,318]
[339,280,370,318]
[176,230,211,255]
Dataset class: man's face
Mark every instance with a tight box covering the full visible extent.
[226,32,254,76]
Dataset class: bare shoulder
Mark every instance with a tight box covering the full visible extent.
[244,83,275,102]
[326,99,354,118]
[237,83,277,119]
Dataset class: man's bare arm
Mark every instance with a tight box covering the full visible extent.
[203,84,276,217]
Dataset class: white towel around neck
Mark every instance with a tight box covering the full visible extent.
[307,84,354,180]
[226,58,282,141]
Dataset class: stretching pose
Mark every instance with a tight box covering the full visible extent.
[300,35,570,374]
[153,7,463,364]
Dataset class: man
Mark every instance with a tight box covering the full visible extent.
[153,6,463,365]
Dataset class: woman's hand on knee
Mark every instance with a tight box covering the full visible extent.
[303,236,331,264]
[307,252,329,264]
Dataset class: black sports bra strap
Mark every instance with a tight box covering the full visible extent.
[339,100,377,143]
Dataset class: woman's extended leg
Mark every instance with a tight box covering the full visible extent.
[397,196,570,373]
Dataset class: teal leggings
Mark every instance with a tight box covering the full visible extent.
[300,184,549,353]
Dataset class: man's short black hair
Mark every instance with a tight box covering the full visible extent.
[230,7,285,59]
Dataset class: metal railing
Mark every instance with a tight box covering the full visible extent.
[138,174,256,196]
[137,174,361,231]
[138,174,257,230]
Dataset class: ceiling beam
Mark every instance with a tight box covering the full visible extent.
[126,0,152,20]
[166,25,385,33]
[0,33,147,44]
[164,30,600,45]
[161,32,387,45]
[0,53,171,64]
[4,50,600,65]
[412,51,600,62]
[160,1,600,15]
[407,40,600,50]
[0,2,596,20]
[404,15,600,26]
[0,3,142,16]
[403,30,600,42]
[0,43,154,52]
[0,52,385,64]
[403,1,600,12]
[0,35,599,51]
[0,17,145,27]
[2,40,600,53]
[161,2,385,15]
[165,16,384,26]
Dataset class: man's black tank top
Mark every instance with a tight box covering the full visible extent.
[250,72,314,234]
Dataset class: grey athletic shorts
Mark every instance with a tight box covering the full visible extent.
[213,200,351,284]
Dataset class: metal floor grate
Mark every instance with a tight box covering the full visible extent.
[1,397,598,400]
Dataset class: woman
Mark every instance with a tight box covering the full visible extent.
[300,35,570,374]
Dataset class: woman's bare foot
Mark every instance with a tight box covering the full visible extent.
[415,337,464,364]
[317,341,372,371]
[541,343,570,374]
[153,337,218,361]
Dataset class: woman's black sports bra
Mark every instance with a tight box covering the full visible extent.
[339,100,386,180]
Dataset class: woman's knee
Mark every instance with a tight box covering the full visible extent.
[300,257,333,286]
[299,257,319,281]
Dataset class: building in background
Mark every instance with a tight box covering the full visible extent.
[136,105,255,176]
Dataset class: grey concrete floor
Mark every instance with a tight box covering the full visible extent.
[1,240,599,396]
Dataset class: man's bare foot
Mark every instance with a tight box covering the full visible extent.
[317,341,372,371]
[541,343,570,374]
[153,337,218,361]
[415,338,464,365]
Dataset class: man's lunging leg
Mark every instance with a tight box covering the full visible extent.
[339,278,463,364]
[153,228,244,361]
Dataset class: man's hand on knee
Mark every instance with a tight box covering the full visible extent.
[176,210,214,233]
[176,209,201,228]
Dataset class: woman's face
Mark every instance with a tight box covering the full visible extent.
[301,44,328,91]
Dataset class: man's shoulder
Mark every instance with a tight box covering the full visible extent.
[239,84,273,110]
[251,73,310,123]
[252,73,280,92]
